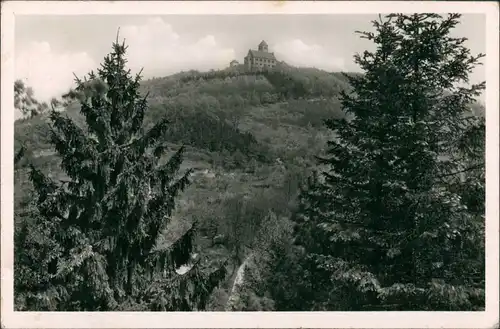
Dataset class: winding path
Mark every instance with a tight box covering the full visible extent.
[225,254,253,311]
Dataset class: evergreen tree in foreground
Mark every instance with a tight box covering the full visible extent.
[15,38,227,311]
[292,13,485,311]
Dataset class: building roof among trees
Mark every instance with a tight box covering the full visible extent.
[247,49,276,60]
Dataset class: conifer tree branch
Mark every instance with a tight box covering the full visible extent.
[437,162,484,179]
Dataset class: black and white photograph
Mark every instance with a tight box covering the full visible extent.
[1,1,499,328]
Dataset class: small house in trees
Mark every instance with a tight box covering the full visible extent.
[244,40,277,71]
[229,60,240,67]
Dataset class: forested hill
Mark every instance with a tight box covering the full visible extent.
[14,65,485,159]
[14,66,356,166]
[14,63,485,311]
[14,65,363,310]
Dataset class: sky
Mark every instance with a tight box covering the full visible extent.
[15,14,486,104]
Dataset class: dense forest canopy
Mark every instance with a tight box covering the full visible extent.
[13,13,485,312]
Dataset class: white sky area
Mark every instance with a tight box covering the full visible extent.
[15,14,485,107]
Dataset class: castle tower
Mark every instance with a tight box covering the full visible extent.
[258,40,269,52]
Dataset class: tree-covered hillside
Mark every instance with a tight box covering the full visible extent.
[14,44,357,311]
[13,13,485,312]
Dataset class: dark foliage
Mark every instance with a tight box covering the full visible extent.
[177,66,354,103]
[158,105,272,164]
[14,38,227,311]
[12,14,486,313]
[289,13,485,311]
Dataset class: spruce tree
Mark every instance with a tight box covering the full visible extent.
[15,37,227,311]
[292,13,485,311]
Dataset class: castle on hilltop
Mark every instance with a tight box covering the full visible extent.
[228,40,278,72]
[229,40,278,71]
[244,40,277,71]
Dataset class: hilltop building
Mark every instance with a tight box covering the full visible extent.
[244,40,277,71]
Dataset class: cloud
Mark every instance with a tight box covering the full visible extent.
[120,17,236,77]
[273,39,345,71]
[15,18,236,104]
[15,41,96,102]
